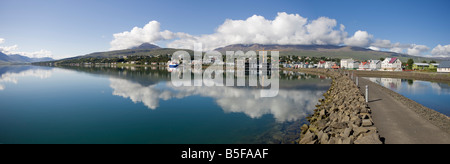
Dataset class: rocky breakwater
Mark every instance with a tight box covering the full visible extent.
[298,70,383,144]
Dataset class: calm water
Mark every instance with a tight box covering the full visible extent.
[0,65,331,144]
[365,77,450,116]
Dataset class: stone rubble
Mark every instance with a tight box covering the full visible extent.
[298,69,383,144]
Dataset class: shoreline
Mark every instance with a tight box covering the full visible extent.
[296,69,383,144]
[357,77,450,134]
[346,70,450,83]
[295,68,450,144]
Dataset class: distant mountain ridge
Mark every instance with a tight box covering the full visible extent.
[131,43,161,50]
[48,43,443,64]
[0,51,54,64]
[214,44,438,62]
[215,44,383,52]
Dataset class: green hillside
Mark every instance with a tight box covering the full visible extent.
[37,43,441,65]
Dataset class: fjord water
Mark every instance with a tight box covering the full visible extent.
[365,77,450,116]
[0,65,331,144]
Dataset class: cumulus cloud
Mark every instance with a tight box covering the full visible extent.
[368,46,380,51]
[109,12,441,56]
[389,47,404,53]
[0,38,52,58]
[368,39,431,55]
[111,12,351,51]
[431,44,450,57]
[109,21,190,50]
[0,44,19,52]
[168,13,347,51]
[406,44,429,56]
[0,46,52,58]
[371,39,393,49]
[344,30,373,47]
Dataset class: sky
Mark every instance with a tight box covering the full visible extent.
[0,0,449,59]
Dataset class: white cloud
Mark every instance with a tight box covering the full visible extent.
[406,44,429,56]
[431,44,450,57]
[371,39,393,49]
[15,49,53,58]
[0,45,52,58]
[168,13,347,51]
[344,30,373,47]
[0,38,52,58]
[0,38,4,44]
[0,44,19,53]
[109,12,441,57]
[368,39,432,55]
[112,12,350,51]
[109,77,327,122]
[368,46,380,51]
[389,47,404,53]
[109,21,190,50]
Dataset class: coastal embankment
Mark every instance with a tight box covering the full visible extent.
[297,69,383,144]
[356,77,450,143]
[296,68,450,144]
[347,70,450,83]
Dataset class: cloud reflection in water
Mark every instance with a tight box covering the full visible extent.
[109,77,328,122]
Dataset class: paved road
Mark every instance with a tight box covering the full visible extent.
[357,77,450,144]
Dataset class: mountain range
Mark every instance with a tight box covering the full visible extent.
[39,43,447,64]
[214,44,441,62]
[0,51,54,64]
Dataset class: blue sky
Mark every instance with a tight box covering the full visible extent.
[0,0,449,59]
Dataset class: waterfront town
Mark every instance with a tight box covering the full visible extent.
[281,57,450,73]
[64,54,450,73]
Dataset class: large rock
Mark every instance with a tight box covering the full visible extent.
[299,131,316,144]
[299,70,382,144]
[362,119,373,127]
[354,133,382,144]
[353,127,369,137]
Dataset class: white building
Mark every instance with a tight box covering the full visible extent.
[347,61,360,70]
[317,61,326,68]
[369,60,381,70]
[381,58,402,71]
[324,61,336,69]
[358,62,370,70]
[437,61,450,73]
[340,59,354,69]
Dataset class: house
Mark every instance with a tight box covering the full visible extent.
[381,58,402,71]
[358,62,370,70]
[331,64,340,69]
[317,61,326,68]
[347,61,360,70]
[324,61,335,69]
[437,61,450,73]
[369,60,381,70]
[340,59,354,69]
[413,63,440,70]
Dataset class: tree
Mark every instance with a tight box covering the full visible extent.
[380,58,385,61]
[406,58,414,70]
[430,60,437,63]
[422,60,427,63]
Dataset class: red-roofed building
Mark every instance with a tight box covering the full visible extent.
[381,57,402,71]
[331,64,340,69]
[358,62,370,70]
[317,60,327,68]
